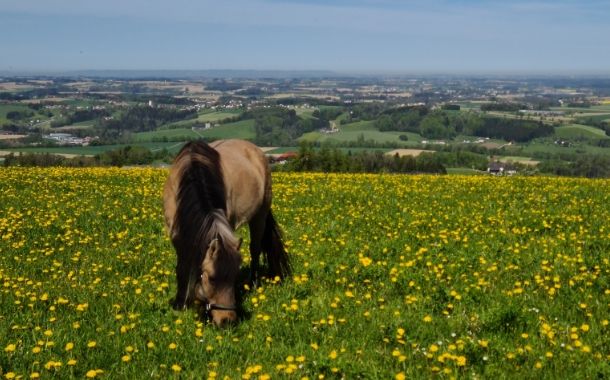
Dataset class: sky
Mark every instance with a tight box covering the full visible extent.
[1,0,609,74]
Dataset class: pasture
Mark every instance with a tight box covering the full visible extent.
[555,124,609,140]
[1,169,609,379]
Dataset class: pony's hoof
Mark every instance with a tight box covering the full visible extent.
[171,299,187,311]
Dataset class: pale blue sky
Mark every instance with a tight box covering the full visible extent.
[1,0,609,74]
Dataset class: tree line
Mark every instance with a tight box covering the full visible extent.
[278,143,446,174]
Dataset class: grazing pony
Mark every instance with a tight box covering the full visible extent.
[163,139,290,327]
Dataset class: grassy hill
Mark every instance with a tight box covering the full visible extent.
[555,124,609,139]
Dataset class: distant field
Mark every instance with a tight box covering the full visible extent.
[133,128,202,142]
[195,119,256,140]
[1,142,185,156]
[575,113,610,123]
[496,156,540,166]
[0,104,32,124]
[521,141,610,156]
[135,118,256,145]
[162,110,241,129]
[555,124,609,139]
[294,107,317,119]
[386,149,434,157]
[301,130,415,145]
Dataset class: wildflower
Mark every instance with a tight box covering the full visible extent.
[87,341,97,348]
[65,342,74,351]
[456,356,467,366]
[423,315,432,323]
[4,343,16,352]
[171,364,182,372]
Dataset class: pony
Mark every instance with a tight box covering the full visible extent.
[163,139,290,327]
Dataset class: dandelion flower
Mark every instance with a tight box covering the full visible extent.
[4,343,16,352]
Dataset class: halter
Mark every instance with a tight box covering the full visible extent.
[205,302,238,313]
[199,273,238,320]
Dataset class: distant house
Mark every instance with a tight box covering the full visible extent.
[268,152,297,164]
[487,161,517,176]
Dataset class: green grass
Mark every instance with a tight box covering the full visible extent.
[161,110,242,129]
[555,124,609,139]
[575,114,610,124]
[2,142,185,156]
[521,141,610,156]
[133,128,202,142]
[299,121,422,146]
[196,119,256,140]
[0,171,609,379]
[0,104,32,125]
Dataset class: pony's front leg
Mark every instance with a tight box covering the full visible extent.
[172,252,192,310]
[248,214,265,287]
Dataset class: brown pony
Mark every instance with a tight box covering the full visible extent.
[163,139,290,327]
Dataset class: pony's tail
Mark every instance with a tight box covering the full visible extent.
[261,211,291,279]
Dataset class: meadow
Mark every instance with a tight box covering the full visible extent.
[1,169,609,379]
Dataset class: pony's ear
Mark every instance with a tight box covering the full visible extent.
[208,238,220,260]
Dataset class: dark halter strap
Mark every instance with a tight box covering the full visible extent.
[205,302,237,313]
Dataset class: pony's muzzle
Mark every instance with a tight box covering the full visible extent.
[212,310,237,328]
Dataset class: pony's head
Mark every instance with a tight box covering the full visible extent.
[196,236,242,327]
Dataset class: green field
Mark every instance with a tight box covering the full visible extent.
[555,124,609,139]
[2,142,185,156]
[162,110,241,129]
[195,120,256,140]
[0,104,32,125]
[1,170,609,379]
[133,128,202,142]
[299,120,421,146]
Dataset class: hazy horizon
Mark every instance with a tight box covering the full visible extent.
[2,0,609,74]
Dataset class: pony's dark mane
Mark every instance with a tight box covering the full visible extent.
[173,141,239,301]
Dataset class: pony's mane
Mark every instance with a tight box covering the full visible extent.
[172,141,240,296]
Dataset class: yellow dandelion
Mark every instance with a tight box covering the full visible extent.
[87,341,97,348]
[171,364,182,372]
[423,315,432,323]
[456,356,467,366]
[65,342,74,351]
[4,343,16,352]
